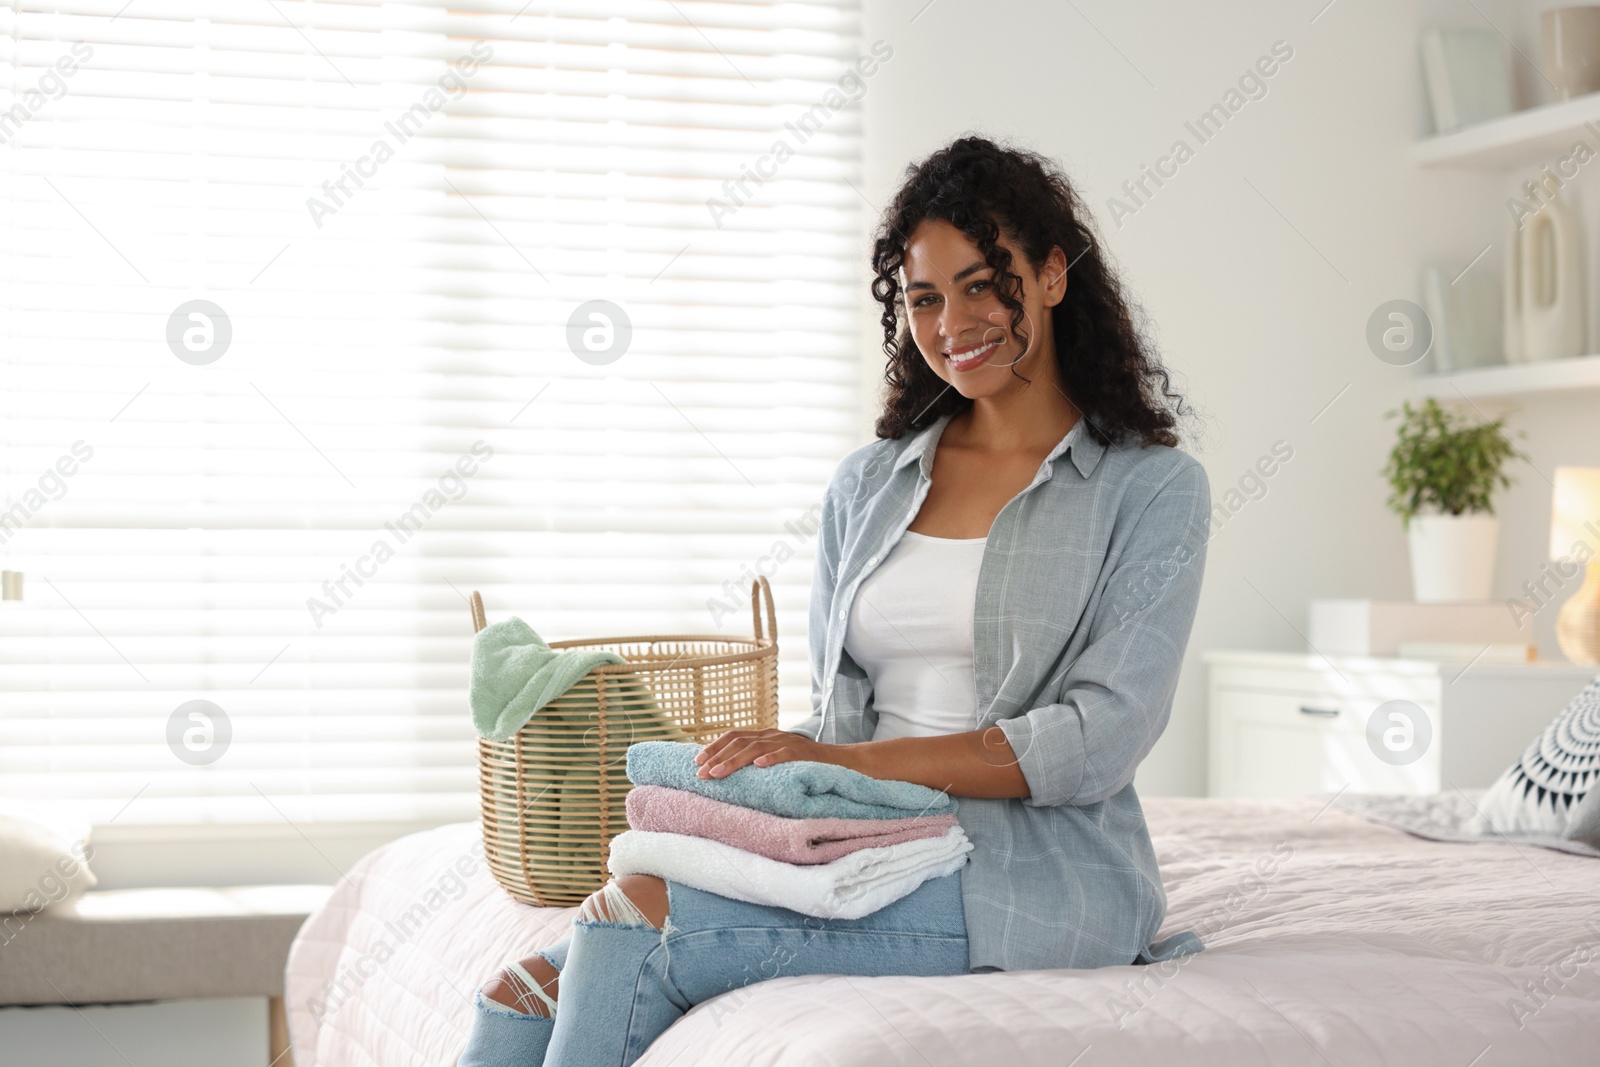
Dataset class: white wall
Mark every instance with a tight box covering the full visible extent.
[858,0,1591,796]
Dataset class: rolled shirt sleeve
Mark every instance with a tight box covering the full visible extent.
[996,459,1210,807]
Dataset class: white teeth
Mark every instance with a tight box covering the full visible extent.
[946,341,996,364]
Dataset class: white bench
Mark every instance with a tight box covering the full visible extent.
[0,885,333,1064]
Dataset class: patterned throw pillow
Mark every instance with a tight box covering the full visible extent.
[1564,784,1600,846]
[1469,673,1600,845]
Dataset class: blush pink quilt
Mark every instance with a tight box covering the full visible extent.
[285,796,1600,1066]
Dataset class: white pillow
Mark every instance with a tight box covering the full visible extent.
[1469,673,1600,843]
[0,807,98,913]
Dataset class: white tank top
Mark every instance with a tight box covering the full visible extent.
[842,530,986,740]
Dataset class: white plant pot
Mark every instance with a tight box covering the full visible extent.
[1407,514,1499,602]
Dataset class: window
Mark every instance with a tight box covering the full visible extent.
[0,0,869,828]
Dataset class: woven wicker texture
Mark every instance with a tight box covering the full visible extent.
[474,578,780,906]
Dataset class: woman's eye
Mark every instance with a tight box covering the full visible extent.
[911,282,986,308]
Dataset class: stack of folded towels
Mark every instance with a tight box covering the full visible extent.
[605,741,972,921]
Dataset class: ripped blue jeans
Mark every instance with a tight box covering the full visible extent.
[457,870,968,1067]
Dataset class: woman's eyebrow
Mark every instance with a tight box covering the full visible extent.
[905,260,987,292]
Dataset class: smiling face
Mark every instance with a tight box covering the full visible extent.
[900,218,1068,402]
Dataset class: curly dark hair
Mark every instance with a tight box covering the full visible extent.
[869,135,1192,449]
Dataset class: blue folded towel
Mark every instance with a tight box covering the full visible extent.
[625,741,957,820]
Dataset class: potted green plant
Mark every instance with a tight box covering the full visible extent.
[1382,397,1525,602]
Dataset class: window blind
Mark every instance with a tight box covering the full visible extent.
[0,0,868,827]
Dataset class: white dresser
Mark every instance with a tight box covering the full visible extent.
[1205,650,1597,798]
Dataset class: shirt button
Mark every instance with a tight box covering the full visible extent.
[838,609,847,621]
[867,556,878,566]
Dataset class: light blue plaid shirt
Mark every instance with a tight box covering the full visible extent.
[789,412,1209,972]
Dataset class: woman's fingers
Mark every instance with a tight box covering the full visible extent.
[698,735,783,778]
[695,728,767,765]
[694,730,741,765]
[692,728,811,777]
[698,739,764,777]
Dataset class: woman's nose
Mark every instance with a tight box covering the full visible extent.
[939,305,982,341]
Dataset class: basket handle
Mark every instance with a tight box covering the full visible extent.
[469,590,488,634]
[750,576,777,645]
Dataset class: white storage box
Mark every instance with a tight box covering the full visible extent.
[1308,599,1527,657]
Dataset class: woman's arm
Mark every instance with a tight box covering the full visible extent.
[991,460,1208,807]
[693,725,1030,799]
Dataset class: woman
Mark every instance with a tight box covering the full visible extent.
[460,134,1209,1067]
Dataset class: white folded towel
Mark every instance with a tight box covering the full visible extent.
[606,824,972,921]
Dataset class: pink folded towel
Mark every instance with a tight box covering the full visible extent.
[625,784,959,865]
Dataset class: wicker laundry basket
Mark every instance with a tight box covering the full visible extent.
[472,578,780,907]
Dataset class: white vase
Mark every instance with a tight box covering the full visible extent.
[1519,190,1587,362]
[1407,514,1500,602]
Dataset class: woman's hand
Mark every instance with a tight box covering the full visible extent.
[694,728,840,779]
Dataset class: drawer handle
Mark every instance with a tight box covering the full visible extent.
[1298,705,1340,718]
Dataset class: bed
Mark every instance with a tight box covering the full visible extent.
[285,794,1600,1066]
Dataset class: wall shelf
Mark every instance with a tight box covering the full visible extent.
[1415,91,1600,170]
[1411,352,1600,400]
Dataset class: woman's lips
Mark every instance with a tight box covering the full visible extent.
[945,340,998,372]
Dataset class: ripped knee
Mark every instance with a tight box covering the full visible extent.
[576,874,669,929]
[481,954,560,1018]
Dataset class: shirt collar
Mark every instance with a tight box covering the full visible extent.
[892,411,1108,480]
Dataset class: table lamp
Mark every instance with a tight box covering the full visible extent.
[1551,466,1600,663]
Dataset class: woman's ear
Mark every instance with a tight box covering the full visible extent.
[1042,246,1069,306]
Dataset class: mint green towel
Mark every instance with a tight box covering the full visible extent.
[471,617,629,741]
